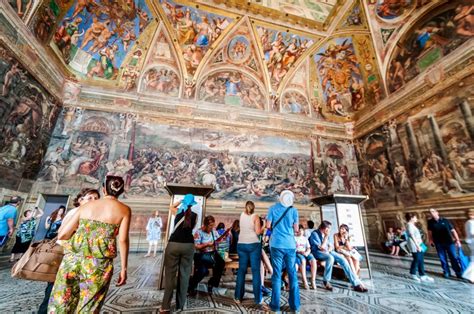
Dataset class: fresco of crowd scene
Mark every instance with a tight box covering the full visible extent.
[355,86,474,208]
[0,44,60,187]
[37,108,360,202]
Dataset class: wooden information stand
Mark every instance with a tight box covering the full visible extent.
[311,194,372,279]
[158,183,214,289]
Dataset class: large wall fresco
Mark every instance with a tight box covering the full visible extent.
[35,107,362,203]
[51,0,152,80]
[356,81,474,208]
[0,44,61,189]
[312,137,360,196]
[387,5,474,93]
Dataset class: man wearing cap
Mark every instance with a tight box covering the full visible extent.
[0,196,21,247]
[266,190,300,313]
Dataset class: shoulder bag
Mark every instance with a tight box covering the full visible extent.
[11,237,64,282]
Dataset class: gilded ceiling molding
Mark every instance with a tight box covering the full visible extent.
[325,0,356,34]
[0,2,65,99]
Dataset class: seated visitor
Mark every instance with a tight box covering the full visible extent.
[229,219,240,255]
[216,222,232,262]
[188,215,225,296]
[48,176,130,313]
[397,227,411,256]
[309,220,368,292]
[295,224,317,290]
[385,227,400,256]
[334,224,362,276]
[304,220,315,239]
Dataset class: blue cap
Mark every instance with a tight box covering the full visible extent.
[177,194,197,214]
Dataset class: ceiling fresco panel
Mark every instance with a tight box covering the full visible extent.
[255,24,318,91]
[197,69,268,111]
[313,37,365,121]
[50,0,153,81]
[158,0,236,77]
[386,4,474,94]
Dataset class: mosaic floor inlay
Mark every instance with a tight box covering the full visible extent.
[0,252,473,313]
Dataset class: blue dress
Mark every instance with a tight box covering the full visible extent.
[146,217,162,241]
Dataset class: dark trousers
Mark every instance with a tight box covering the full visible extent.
[162,242,195,310]
[38,282,54,314]
[435,243,462,276]
[410,252,426,276]
[189,252,225,292]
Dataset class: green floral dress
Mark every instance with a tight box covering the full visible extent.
[48,219,120,313]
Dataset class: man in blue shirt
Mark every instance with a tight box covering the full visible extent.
[0,196,21,247]
[266,190,300,312]
[309,220,367,292]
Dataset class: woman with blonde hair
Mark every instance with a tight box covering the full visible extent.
[234,201,267,310]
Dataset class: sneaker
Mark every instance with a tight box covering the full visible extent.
[443,273,450,279]
[144,254,151,258]
[233,299,241,304]
[420,275,434,283]
[411,275,421,282]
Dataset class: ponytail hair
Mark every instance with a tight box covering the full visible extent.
[184,205,193,228]
[245,201,255,215]
[104,176,125,197]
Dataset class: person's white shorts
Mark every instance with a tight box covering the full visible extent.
[149,240,159,245]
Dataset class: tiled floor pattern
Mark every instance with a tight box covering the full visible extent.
[0,252,473,313]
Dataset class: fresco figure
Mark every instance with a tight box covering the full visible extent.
[314,38,364,117]
[198,71,265,109]
[376,0,413,20]
[0,45,60,182]
[52,0,151,80]
[388,6,474,93]
[161,0,232,75]
[258,27,313,88]
[281,91,310,116]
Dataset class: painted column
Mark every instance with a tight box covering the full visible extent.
[405,120,421,161]
[459,99,474,142]
[428,115,448,163]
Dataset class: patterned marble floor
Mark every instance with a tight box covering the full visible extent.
[0,252,473,314]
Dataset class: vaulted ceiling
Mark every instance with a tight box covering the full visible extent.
[9,0,474,124]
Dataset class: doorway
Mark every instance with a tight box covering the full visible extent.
[34,194,70,241]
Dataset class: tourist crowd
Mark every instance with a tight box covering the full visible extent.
[1,182,473,313]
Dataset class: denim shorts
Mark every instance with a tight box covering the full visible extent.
[296,252,315,265]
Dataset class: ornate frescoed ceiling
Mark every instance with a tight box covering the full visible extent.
[6,0,474,125]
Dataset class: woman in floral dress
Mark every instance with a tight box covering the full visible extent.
[48,176,131,313]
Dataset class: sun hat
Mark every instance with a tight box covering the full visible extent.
[279,190,294,208]
[178,193,197,214]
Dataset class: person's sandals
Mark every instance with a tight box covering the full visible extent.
[311,281,317,290]
[304,283,310,290]
[159,309,170,314]
[322,281,333,291]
